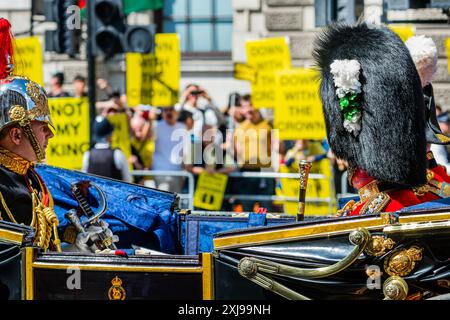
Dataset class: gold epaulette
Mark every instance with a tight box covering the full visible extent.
[423,169,450,198]
[428,179,450,198]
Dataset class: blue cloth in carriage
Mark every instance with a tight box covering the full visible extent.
[35,165,179,253]
[398,196,450,212]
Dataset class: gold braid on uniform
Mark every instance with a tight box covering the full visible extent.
[33,193,51,250]
[31,175,61,252]
[0,147,31,175]
[0,191,21,223]
[0,147,61,251]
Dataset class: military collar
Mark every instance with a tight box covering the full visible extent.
[0,147,33,175]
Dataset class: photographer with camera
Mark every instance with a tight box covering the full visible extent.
[175,84,225,144]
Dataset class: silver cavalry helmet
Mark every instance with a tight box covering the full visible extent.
[0,75,53,162]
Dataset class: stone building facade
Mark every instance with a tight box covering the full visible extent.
[232,0,450,109]
[1,0,449,108]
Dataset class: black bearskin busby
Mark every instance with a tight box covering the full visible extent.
[313,22,427,187]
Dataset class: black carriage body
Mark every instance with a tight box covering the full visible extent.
[212,210,450,300]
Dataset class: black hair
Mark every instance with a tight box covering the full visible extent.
[240,94,252,104]
[178,110,193,122]
[73,74,86,82]
[109,90,121,99]
[52,72,65,85]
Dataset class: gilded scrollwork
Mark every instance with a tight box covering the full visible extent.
[364,236,396,257]
[384,246,423,277]
[26,81,50,120]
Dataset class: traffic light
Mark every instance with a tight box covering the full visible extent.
[89,0,155,58]
[44,0,81,57]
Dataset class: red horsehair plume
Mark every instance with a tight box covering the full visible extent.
[0,18,14,79]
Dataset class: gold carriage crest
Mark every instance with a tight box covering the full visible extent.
[108,276,126,300]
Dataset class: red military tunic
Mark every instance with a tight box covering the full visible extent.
[338,168,439,216]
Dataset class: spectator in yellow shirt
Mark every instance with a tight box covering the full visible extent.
[231,94,274,211]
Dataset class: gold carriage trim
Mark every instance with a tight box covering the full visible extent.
[364,235,396,257]
[0,147,32,175]
[384,246,423,277]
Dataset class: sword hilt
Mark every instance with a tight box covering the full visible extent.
[297,160,312,221]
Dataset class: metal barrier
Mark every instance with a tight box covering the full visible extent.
[338,170,358,203]
[131,170,195,210]
[226,171,335,214]
[131,169,335,214]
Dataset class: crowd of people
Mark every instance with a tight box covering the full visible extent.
[45,67,450,214]
[45,74,343,213]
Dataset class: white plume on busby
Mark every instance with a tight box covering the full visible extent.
[313,22,427,187]
[405,35,438,87]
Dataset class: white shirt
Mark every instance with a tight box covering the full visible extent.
[430,144,450,173]
[175,100,220,138]
[82,142,132,183]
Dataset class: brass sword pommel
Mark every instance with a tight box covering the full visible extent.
[297,160,312,221]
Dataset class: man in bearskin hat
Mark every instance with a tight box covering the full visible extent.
[313,22,438,216]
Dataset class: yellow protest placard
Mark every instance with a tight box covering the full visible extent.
[246,37,291,108]
[234,62,256,82]
[280,159,335,216]
[46,98,90,169]
[194,172,228,210]
[107,113,132,162]
[446,38,450,74]
[388,24,414,42]
[126,53,156,107]
[14,37,44,86]
[126,33,180,107]
[274,68,326,140]
[152,33,180,107]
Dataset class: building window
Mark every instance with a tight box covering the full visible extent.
[163,0,233,54]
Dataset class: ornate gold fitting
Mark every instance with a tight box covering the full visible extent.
[384,246,423,277]
[358,180,379,202]
[26,81,50,119]
[380,212,399,225]
[9,105,29,126]
[298,160,312,189]
[238,257,258,278]
[413,184,430,197]
[426,169,434,182]
[335,199,357,217]
[383,276,409,300]
[108,276,126,300]
[364,235,396,257]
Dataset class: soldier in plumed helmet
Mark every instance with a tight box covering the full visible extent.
[0,18,61,251]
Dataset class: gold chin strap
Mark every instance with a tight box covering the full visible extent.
[20,122,44,163]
